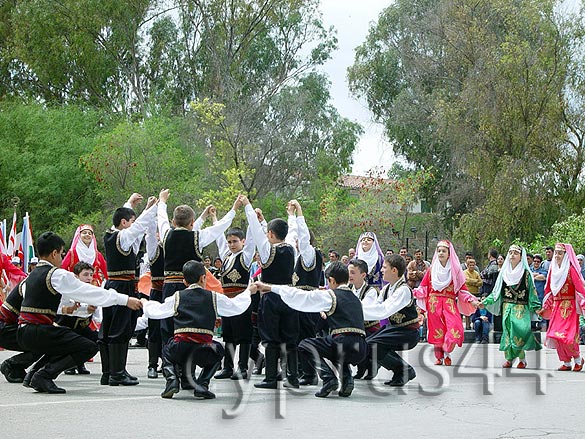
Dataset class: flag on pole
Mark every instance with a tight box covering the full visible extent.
[20,213,35,274]
[7,210,17,257]
[0,219,6,255]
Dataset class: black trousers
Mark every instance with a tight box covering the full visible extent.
[99,280,137,344]
[17,324,98,377]
[365,325,419,373]
[160,282,184,343]
[297,312,320,377]
[299,334,367,381]
[258,292,299,347]
[222,303,253,344]
[0,322,42,370]
[163,339,224,370]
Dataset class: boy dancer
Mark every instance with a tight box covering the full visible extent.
[17,231,142,394]
[142,260,252,399]
[254,261,367,398]
[243,196,298,389]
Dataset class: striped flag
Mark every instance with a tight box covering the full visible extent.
[7,210,17,257]
[19,213,35,273]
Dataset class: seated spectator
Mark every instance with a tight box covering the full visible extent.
[472,308,492,344]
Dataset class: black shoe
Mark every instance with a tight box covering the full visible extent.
[148,367,158,379]
[193,383,216,399]
[361,374,374,380]
[338,378,354,398]
[124,370,138,381]
[30,371,66,394]
[100,373,110,385]
[353,368,366,380]
[109,373,139,386]
[252,353,265,375]
[77,365,91,375]
[214,368,234,379]
[299,376,318,386]
[384,368,416,387]
[1,362,25,383]
[254,379,277,389]
[230,368,248,380]
[315,379,338,398]
[64,368,77,375]
[161,380,180,399]
[181,379,194,390]
[23,370,36,388]
[283,380,300,389]
[275,371,283,381]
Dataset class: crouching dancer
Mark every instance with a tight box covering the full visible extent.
[16,232,142,394]
[254,261,367,398]
[141,260,251,400]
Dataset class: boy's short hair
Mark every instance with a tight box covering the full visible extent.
[348,258,369,275]
[73,261,94,276]
[226,228,245,240]
[267,218,288,240]
[324,261,349,285]
[385,254,406,277]
[113,207,136,227]
[37,232,66,257]
[173,205,195,228]
[183,260,206,284]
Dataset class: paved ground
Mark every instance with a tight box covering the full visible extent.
[0,343,584,439]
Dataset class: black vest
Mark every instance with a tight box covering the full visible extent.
[20,263,61,318]
[149,243,165,281]
[173,287,217,336]
[325,286,366,336]
[1,282,24,316]
[293,248,323,290]
[104,230,136,275]
[261,243,295,285]
[351,283,380,329]
[221,252,251,292]
[381,278,419,328]
[163,228,202,273]
[501,271,530,305]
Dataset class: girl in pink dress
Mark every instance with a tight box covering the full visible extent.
[541,243,585,371]
[62,224,108,286]
[414,240,478,365]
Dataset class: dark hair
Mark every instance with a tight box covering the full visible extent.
[414,249,423,254]
[545,246,554,251]
[183,260,206,284]
[348,258,368,274]
[213,257,222,263]
[385,254,406,277]
[324,261,349,285]
[405,253,413,259]
[329,250,340,258]
[73,261,94,276]
[37,232,66,257]
[113,207,136,227]
[267,218,288,240]
[526,253,534,259]
[489,249,498,259]
[226,227,245,240]
[400,246,407,251]
[203,255,211,262]
[465,251,474,257]
[533,254,542,262]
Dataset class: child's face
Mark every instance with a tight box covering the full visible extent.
[78,269,94,284]
[227,235,244,253]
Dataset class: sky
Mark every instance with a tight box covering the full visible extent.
[318,0,395,176]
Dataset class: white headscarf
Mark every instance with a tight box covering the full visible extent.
[72,224,97,265]
[355,231,384,274]
[501,245,525,286]
[548,245,571,296]
[430,242,452,291]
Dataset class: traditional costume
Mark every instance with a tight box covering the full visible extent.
[413,240,476,365]
[482,245,542,368]
[541,243,585,371]
[355,232,384,291]
[62,224,108,286]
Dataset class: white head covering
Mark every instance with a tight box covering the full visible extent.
[500,244,525,286]
[355,231,384,274]
[430,242,452,291]
[548,244,570,296]
[71,224,97,265]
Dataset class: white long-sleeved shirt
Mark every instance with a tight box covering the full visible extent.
[361,280,413,321]
[118,202,157,255]
[244,204,273,264]
[22,261,129,308]
[143,285,252,319]
[270,284,341,313]
[157,201,236,252]
[351,283,379,305]
[216,225,256,269]
[289,215,316,268]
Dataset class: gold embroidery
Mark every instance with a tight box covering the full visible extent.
[174,328,215,336]
[554,331,566,339]
[560,300,572,319]
[434,328,444,340]
[428,295,438,313]
[330,327,366,336]
[391,312,405,324]
[326,290,337,317]
[292,272,299,287]
[226,269,242,283]
[446,298,456,314]
[513,336,525,347]
[514,305,525,320]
